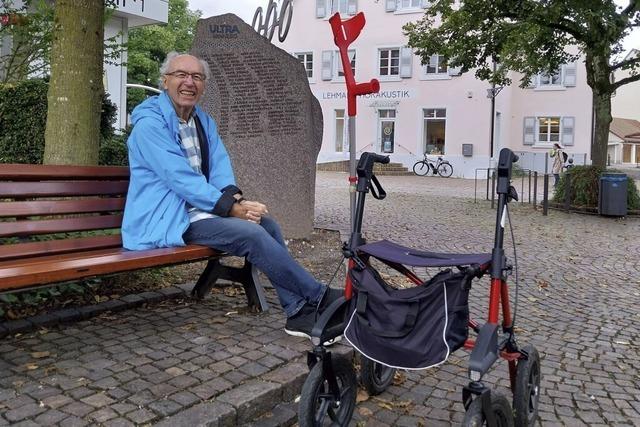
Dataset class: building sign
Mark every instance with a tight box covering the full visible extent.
[209,24,240,38]
[314,89,413,101]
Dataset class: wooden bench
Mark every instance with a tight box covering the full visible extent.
[0,164,269,312]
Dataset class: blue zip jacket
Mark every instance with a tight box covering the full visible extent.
[122,92,238,250]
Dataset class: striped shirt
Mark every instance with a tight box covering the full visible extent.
[178,116,215,223]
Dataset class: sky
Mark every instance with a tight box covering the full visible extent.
[187,0,640,54]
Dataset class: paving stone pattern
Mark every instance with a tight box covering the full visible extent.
[0,172,639,426]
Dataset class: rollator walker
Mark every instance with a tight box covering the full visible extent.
[298,148,541,427]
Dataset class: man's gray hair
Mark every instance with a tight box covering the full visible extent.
[158,51,211,87]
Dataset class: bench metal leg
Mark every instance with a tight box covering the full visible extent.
[191,258,269,312]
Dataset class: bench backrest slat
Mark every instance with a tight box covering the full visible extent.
[0,164,131,260]
[0,164,129,180]
[0,198,127,218]
[0,235,123,262]
[0,214,123,238]
[0,181,128,198]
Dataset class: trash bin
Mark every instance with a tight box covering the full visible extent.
[599,173,627,216]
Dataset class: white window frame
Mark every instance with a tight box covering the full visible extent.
[399,0,421,9]
[377,108,397,153]
[334,109,347,152]
[422,108,447,155]
[421,54,451,80]
[527,63,576,91]
[332,49,356,82]
[331,0,349,14]
[295,52,314,81]
[393,0,427,14]
[318,0,357,19]
[377,47,401,81]
[536,66,563,90]
[535,116,561,146]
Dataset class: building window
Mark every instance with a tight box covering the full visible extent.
[423,108,446,155]
[331,0,349,14]
[378,109,396,153]
[336,50,356,79]
[335,109,346,152]
[537,117,560,143]
[538,68,562,87]
[296,52,313,78]
[379,48,400,76]
[523,116,574,146]
[399,0,421,9]
[425,54,447,75]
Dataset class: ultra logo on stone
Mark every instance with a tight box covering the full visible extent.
[209,24,240,38]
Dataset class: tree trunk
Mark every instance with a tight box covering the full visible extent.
[591,90,612,168]
[43,0,104,165]
[584,50,613,169]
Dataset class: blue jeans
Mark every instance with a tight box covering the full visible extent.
[183,216,325,317]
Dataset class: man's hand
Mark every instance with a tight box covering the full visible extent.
[229,199,268,223]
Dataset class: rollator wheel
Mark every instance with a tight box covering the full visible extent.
[298,355,357,427]
[513,344,541,427]
[360,356,395,396]
[462,393,514,427]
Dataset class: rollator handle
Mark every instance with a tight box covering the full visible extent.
[496,148,519,195]
[357,152,389,178]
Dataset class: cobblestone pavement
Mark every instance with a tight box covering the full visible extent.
[315,172,640,426]
[0,172,638,426]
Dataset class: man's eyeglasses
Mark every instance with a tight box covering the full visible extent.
[165,71,206,82]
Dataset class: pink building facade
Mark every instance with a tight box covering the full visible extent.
[275,0,594,177]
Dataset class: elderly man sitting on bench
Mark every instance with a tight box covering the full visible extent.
[122,52,340,340]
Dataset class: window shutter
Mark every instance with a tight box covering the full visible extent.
[420,0,430,8]
[428,54,438,68]
[385,0,397,12]
[563,62,577,87]
[348,0,357,15]
[523,117,535,145]
[321,50,333,80]
[562,117,575,146]
[400,47,413,78]
[316,0,326,18]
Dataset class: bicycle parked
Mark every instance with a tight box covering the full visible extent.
[413,153,453,177]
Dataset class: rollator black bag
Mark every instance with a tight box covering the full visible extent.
[344,265,470,370]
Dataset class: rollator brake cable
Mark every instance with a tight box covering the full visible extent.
[327,256,346,288]
[506,203,520,328]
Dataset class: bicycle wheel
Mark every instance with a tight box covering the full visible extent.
[437,162,453,178]
[513,345,541,427]
[298,355,357,427]
[462,393,514,427]
[413,161,430,176]
[360,356,395,396]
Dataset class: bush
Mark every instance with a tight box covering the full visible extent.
[553,165,640,210]
[0,79,48,164]
[0,78,124,165]
[99,126,131,166]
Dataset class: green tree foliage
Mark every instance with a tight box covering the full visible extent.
[126,0,201,110]
[404,0,640,168]
[0,79,125,165]
[0,0,54,83]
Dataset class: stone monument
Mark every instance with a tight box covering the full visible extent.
[191,14,323,238]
